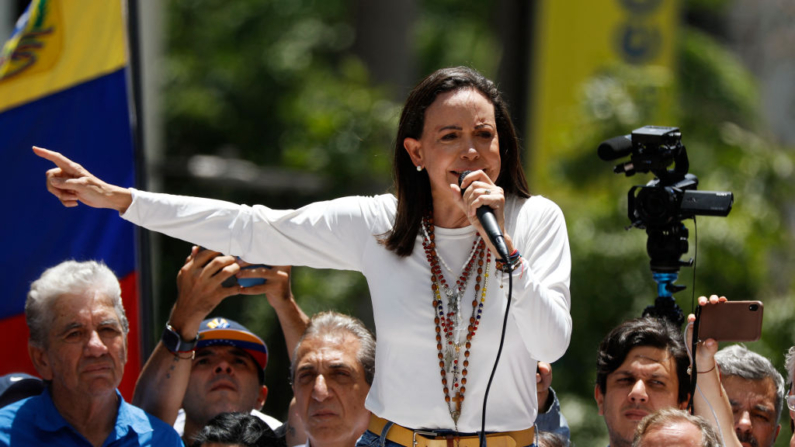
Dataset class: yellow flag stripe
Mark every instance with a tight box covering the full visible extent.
[527,0,679,191]
[0,0,127,113]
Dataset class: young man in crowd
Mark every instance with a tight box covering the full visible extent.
[133,247,308,443]
[594,317,691,447]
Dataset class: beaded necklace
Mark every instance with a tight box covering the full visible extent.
[421,213,491,426]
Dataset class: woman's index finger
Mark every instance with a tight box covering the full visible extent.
[32,146,80,173]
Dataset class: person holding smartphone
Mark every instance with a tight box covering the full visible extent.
[688,295,746,447]
[529,295,741,447]
[133,247,308,444]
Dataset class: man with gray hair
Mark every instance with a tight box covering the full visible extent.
[291,311,374,447]
[0,260,182,446]
[632,408,721,447]
[715,344,785,447]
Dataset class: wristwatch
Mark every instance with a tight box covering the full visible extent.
[161,322,199,354]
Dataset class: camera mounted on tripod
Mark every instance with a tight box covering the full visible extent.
[598,126,734,325]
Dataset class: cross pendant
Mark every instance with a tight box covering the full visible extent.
[452,392,463,412]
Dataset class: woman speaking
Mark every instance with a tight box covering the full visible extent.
[36,66,571,445]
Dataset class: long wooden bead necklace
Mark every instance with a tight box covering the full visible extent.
[421,213,491,426]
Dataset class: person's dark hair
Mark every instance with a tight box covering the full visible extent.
[383,66,531,257]
[536,431,569,447]
[596,317,690,404]
[290,311,376,386]
[190,412,281,447]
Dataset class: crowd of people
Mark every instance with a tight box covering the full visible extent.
[0,66,790,447]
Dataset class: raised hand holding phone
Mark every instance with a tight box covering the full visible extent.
[685,295,745,447]
[696,298,763,343]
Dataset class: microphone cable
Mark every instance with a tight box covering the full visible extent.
[479,264,513,447]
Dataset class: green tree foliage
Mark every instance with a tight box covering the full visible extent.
[413,0,500,77]
[551,27,795,447]
[164,0,398,193]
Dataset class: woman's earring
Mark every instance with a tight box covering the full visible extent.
[416,165,423,172]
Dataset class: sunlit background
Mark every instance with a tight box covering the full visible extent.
[2,0,793,445]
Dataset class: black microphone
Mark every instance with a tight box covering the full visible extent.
[458,171,510,261]
[597,134,633,161]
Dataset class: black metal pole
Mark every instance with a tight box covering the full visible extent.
[125,0,155,364]
[495,0,537,146]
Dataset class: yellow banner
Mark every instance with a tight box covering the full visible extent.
[528,0,679,190]
[0,0,127,112]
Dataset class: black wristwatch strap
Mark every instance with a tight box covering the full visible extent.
[162,322,199,354]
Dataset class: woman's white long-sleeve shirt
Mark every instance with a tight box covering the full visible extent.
[123,190,571,432]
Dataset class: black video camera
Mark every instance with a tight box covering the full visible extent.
[599,126,733,230]
[599,126,735,325]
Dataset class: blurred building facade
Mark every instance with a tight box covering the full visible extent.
[728,0,795,145]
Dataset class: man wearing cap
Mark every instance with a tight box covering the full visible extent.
[0,260,183,446]
[133,247,308,443]
[174,317,279,437]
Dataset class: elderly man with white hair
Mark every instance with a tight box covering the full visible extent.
[0,260,183,447]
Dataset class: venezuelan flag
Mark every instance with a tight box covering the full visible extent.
[0,0,142,399]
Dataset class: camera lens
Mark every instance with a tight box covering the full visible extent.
[749,304,759,311]
[635,186,679,225]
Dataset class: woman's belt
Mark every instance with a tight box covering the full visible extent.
[368,416,535,447]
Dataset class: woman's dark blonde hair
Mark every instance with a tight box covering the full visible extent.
[383,66,530,257]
